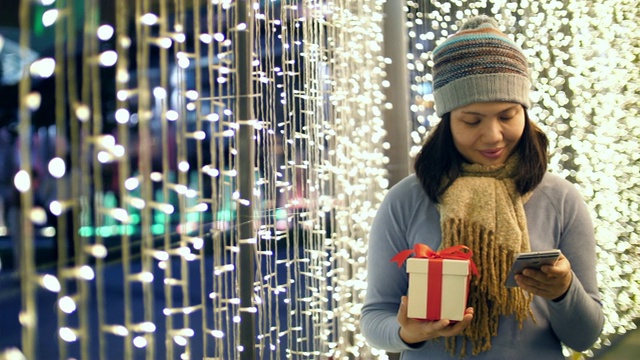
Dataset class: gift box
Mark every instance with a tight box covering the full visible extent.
[406,257,471,321]
[391,244,478,322]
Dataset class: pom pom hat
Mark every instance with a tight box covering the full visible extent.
[432,16,532,116]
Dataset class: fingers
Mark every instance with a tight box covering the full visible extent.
[398,298,474,344]
[516,276,555,298]
[515,268,572,300]
[541,254,570,275]
[438,308,474,337]
[516,255,571,284]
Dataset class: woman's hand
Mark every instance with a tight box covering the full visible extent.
[396,296,474,344]
[515,253,573,301]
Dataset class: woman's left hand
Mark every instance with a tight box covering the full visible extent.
[514,253,572,301]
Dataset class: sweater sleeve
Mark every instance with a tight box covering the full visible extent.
[543,179,604,351]
[359,176,428,352]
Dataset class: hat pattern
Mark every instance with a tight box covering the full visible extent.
[432,16,531,116]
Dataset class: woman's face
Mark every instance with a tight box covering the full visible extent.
[450,102,526,166]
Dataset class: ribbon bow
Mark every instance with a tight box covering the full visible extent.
[391,244,479,277]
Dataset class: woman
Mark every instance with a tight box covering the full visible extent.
[360,16,604,359]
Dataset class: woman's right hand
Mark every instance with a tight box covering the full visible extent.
[396,296,474,344]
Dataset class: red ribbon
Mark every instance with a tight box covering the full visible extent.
[427,260,443,320]
[390,244,479,277]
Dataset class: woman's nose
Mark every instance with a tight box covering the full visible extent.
[481,120,503,143]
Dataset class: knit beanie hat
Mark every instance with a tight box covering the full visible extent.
[432,16,532,116]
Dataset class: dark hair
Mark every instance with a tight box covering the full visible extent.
[414,110,548,203]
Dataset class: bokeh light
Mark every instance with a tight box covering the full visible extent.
[5,1,638,360]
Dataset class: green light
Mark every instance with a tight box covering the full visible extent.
[79,226,94,237]
[78,225,137,237]
[130,214,141,224]
[96,226,117,237]
[154,210,166,224]
[151,224,165,235]
[217,210,235,222]
[121,225,136,236]
[275,208,288,221]
[33,6,47,37]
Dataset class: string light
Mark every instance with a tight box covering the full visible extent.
[59,327,78,342]
[97,25,115,41]
[47,158,66,178]
[39,274,61,293]
[41,9,59,27]
[7,1,636,360]
[29,58,56,78]
[13,170,31,193]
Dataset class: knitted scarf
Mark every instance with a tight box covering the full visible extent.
[438,155,534,356]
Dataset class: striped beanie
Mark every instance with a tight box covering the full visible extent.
[432,16,531,116]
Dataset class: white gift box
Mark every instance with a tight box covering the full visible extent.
[406,257,471,321]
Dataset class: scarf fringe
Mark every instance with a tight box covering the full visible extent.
[442,218,533,357]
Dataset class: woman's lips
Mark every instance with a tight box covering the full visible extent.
[480,148,503,159]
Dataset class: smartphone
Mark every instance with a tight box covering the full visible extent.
[505,249,561,288]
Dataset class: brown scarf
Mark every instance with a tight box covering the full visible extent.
[438,155,533,356]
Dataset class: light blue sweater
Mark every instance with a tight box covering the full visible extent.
[360,173,604,359]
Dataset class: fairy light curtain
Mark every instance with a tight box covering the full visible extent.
[5,0,639,359]
[405,0,639,358]
[6,0,387,359]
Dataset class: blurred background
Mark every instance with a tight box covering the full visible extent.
[0,0,638,359]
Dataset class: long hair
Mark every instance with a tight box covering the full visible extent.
[414,109,548,203]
